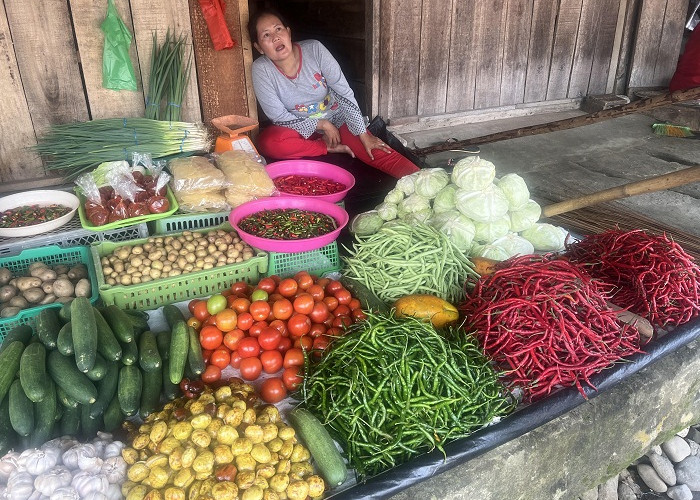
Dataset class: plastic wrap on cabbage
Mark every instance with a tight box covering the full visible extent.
[491,232,535,258]
[398,193,431,215]
[519,223,568,251]
[496,173,530,210]
[470,243,511,261]
[430,211,476,252]
[451,156,496,191]
[414,168,450,199]
[509,199,541,232]
[433,184,458,214]
[376,202,398,221]
[350,210,384,236]
[384,187,405,205]
[473,216,511,244]
[396,172,418,195]
[455,184,509,223]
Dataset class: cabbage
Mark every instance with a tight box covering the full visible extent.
[451,156,496,190]
[376,202,398,221]
[403,209,433,224]
[433,184,458,214]
[398,193,431,215]
[396,173,418,195]
[519,223,568,251]
[509,199,541,232]
[350,211,384,236]
[414,168,450,199]
[496,173,530,210]
[470,244,510,261]
[384,188,404,205]
[430,211,476,252]
[491,232,535,258]
[454,184,509,223]
[473,216,511,244]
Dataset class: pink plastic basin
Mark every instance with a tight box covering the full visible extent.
[229,197,349,253]
[266,160,356,203]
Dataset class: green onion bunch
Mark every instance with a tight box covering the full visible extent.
[146,30,192,121]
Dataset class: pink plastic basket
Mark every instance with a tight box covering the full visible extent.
[229,197,349,253]
[265,160,356,203]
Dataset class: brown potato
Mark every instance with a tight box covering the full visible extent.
[52,278,75,298]
[23,287,45,304]
[0,267,12,286]
[74,278,91,298]
[0,306,20,318]
[15,277,41,292]
[0,285,18,303]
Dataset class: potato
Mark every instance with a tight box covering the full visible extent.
[0,267,11,286]
[15,277,41,292]
[28,262,47,273]
[8,296,28,309]
[0,285,18,303]
[52,278,75,298]
[0,306,20,318]
[55,297,73,304]
[41,280,55,294]
[31,267,56,281]
[23,287,46,304]
[74,278,91,298]
[53,264,69,275]
[39,294,56,305]
[67,264,88,280]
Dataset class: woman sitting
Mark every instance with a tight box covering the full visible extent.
[248,8,420,178]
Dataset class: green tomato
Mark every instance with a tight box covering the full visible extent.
[207,294,227,315]
[250,289,269,302]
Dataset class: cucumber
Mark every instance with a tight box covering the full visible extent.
[139,331,162,371]
[93,308,122,362]
[85,352,109,382]
[36,308,61,349]
[139,366,162,419]
[102,305,135,343]
[0,325,33,354]
[19,341,49,402]
[163,304,185,330]
[288,408,348,487]
[56,321,74,355]
[102,394,123,433]
[71,297,98,373]
[119,338,138,366]
[57,385,79,408]
[339,276,390,314]
[8,379,33,437]
[125,313,150,335]
[155,330,171,361]
[187,326,205,376]
[0,397,17,456]
[161,359,180,401]
[31,378,56,447]
[90,362,119,419]
[0,341,23,405]
[58,300,73,322]
[118,365,142,417]
[47,350,98,405]
[80,402,101,440]
[60,404,80,436]
[169,320,189,384]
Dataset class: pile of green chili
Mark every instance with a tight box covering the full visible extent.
[302,312,515,478]
[238,208,337,240]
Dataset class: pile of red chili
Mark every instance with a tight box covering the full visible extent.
[273,174,346,196]
[565,229,700,327]
[0,204,71,228]
[460,255,643,402]
[238,208,337,240]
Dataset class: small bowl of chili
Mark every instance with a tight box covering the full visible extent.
[230,197,349,253]
[266,160,355,203]
[0,190,80,238]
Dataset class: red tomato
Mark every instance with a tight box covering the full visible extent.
[192,301,211,322]
[313,335,331,352]
[229,351,242,369]
[268,293,284,303]
[294,335,313,351]
[223,329,245,351]
[237,337,261,359]
[236,312,254,331]
[268,319,288,337]
[316,277,330,289]
[239,357,262,381]
[221,289,232,297]
[332,315,353,329]
[307,284,325,301]
[287,314,311,338]
[210,348,231,369]
[352,309,367,321]
[215,309,238,332]
[277,278,298,298]
[271,299,293,321]
[203,315,218,327]
[202,349,213,363]
[348,298,362,311]
[276,336,293,355]
[201,364,222,383]
[188,299,200,315]
[309,323,327,339]
[186,317,201,330]
[258,327,282,351]
[260,377,287,403]
[260,350,283,374]
[249,300,271,322]
[266,308,276,323]
[325,280,343,295]
[322,316,334,327]
[248,321,269,338]
[333,304,351,317]
[309,301,330,324]
[230,297,251,314]
[199,326,223,350]
[323,296,339,312]
[294,272,314,291]
[293,294,315,315]
[256,277,277,293]
[283,348,305,368]
[334,288,352,305]
[282,366,303,391]
[325,327,343,337]
[268,274,282,284]
[230,281,250,295]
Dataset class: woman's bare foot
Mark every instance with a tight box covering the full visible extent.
[327,144,355,158]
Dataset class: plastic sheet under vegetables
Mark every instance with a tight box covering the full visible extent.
[342,221,479,304]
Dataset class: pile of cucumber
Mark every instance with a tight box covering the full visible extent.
[0,298,204,454]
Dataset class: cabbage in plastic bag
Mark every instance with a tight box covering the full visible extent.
[455,184,509,223]
[470,244,510,261]
[491,232,535,258]
[519,223,568,251]
[376,202,398,221]
[496,173,530,210]
[509,199,541,232]
[430,211,476,252]
[384,187,404,205]
[414,168,450,199]
[350,211,384,236]
[451,156,496,191]
[433,184,458,214]
[396,172,418,195]
[473,216,511,244]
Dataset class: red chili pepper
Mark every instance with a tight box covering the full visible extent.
[273,175,347,196]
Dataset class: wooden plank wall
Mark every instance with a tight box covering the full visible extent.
[0,0,255,186]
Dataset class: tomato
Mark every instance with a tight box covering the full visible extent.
[199,326,223,350]
[251,289,269,302]
[237,337,261,359]
[325,280,343,295]
[287,314,311,338]
[323,296,339,312]
[239,357,262,381]
[186,317,201,330]
[333,315,353,329]
[188,299,200,315]
[333,304,351,317]
[294,335,313,351]
[223,329,245,351]
[313,335,331,352]
[316,277,330,289]
[207,294,228,315]
[230,281,250,295]
[201,364,222,383]
[268,293,284,303]
[266,307,276,323]
[348,298,362,311]
[260,350,283,374]
[283,348,305,369]
[325,327,343,337]
[230,297,251,314]
[268,274,282,284]
[352,308,368,321]
[309,301,330,323]
[307,284,325,301]
[202,349,213,363]
[268,319,289,337]
[248,321,268,338]
[229,351,242,369]
[221,289,232,297]
[323,316,334,327]
[258,327,282,351]
[193,301,211,321]
[260,377,287,403]
[236,312,254,331]
[292,294,315,315]
[203,315,218,327]
[271,299,293,321]
[309,323,327,339]
[276,336,293,355]
[256,277,277,293]
[282,366,303,391]
[277,278,298,298]
[249,300,271,322]
[294,272,314,291]
[215,309,238,332]
[210,348,231,369]
[334,288,352,306]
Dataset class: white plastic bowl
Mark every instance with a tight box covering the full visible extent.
[0,190,80,238]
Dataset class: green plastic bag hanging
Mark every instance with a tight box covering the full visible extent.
[100,0,137,90]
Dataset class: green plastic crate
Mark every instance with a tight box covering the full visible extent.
[151,211,231,235]
[267,241,340,278]
[0,245,99,340]
[91,226,268,311]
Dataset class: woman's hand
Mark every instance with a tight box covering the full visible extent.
[359,132,392,160]
[318,119,341,148]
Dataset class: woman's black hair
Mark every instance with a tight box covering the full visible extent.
[248,7,290,45]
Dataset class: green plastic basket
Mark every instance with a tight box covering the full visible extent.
[267,241,340,278]
[91,226,268,311]
[151,211,231,235]
[0,245,99,340]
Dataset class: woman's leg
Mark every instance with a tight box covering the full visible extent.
[257,125,328,159]
[339,125,420,178]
